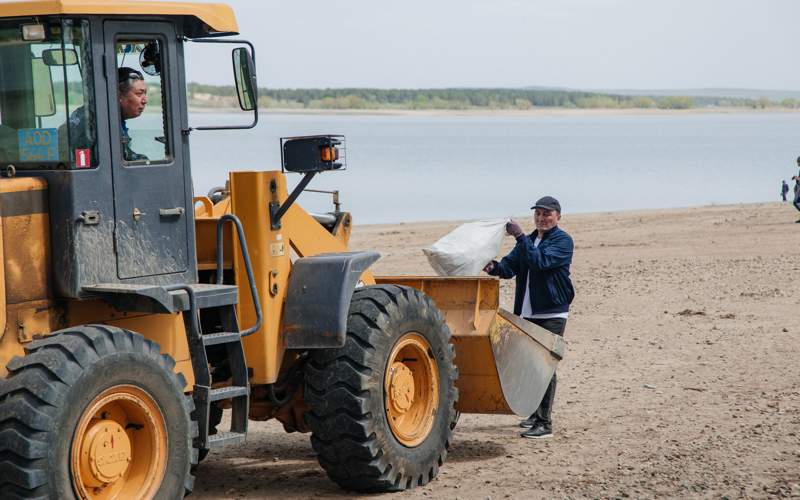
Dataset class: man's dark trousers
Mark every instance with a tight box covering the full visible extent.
[526,317,566,428]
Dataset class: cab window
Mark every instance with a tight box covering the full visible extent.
[115,39,170,165]
[0,18,96,169]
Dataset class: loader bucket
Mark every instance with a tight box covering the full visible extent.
[374,277,565,416]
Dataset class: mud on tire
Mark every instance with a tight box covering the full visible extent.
[0,325,198,499]
[304,285,458,492]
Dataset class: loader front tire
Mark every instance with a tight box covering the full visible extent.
[305,285,458,492]
[0,325,197,499]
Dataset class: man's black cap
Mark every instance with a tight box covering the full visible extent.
[118,67,143,82]
[531,196,561,212]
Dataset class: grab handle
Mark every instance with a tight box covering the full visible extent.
[159,207,186,217]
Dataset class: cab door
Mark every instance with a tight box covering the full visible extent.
[104,21,189,279]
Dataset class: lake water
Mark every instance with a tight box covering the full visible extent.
[187,111,799,224]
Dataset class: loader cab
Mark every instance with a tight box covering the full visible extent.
[0,8,255,298]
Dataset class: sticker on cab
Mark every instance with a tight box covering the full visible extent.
[75,149,91,168]
[18,128,58,162]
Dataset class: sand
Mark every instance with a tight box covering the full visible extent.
[193,201,800,499]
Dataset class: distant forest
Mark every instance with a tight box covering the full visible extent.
[187,83,800,111]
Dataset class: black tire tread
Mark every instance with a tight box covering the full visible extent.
[304,285,458,492]
[0,324,198,498]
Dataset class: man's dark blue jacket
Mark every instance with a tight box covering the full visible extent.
[487,226,575,316]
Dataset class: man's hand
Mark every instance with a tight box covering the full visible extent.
[482,261,495,273]
[506,220,524,238]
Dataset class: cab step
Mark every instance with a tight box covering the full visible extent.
[209,385,248,402]
[207,431,246,448]
[201,331,242,346]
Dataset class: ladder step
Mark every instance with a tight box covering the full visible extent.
[209,385,248,402]
[202,331,242,346]
[207,431,246,448]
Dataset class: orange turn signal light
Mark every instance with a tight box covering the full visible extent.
[320,146,339,162]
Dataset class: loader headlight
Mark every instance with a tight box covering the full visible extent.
[280,135,346,173]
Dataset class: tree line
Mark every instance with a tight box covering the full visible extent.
[187,83,798,111]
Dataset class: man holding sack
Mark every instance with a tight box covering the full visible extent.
[483,196,575,439]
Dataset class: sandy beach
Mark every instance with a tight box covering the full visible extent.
[193,201,800,499]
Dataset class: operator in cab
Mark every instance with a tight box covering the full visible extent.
[67,66,149,162]
[116,67,149,161]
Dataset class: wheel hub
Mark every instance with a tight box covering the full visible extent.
[384,332,440,447]
[71,385,167,499]
[80,420,132,486]
[388,362,415,413]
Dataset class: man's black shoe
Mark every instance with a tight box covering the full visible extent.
[521,424,553,439]
[519,417,539,428]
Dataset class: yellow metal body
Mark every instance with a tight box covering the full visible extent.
[0,0,238,35]
[0,176,192,384]
[194,171,371,384]
[0,178,55,376]
[68,302,194,387]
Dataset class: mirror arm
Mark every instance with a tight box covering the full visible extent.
[185,37,258,131]
[269,172,316,230]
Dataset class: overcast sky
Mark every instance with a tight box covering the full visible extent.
[186,0,799,90]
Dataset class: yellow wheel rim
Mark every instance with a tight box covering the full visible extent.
[384,333,439,447]
[71,385,167,499]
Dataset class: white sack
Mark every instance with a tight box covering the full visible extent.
[423,219,508,276]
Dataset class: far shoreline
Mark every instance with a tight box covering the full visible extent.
[187,106,800,117]
[351,201,785,229]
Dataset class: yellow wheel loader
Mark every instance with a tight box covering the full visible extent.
[0,1,564,497]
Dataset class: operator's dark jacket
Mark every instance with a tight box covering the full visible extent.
[487,226,575,316]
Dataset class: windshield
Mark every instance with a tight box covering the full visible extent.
[0,18,95,169]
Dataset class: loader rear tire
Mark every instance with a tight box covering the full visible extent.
[305,285,458,492]
[0,325,198,499]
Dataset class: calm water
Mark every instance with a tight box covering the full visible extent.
[187,112,799,224]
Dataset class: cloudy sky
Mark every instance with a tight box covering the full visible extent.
[186,0,799,90]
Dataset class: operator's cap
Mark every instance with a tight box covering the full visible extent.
[531,196,561,213]
[118,66,144,82]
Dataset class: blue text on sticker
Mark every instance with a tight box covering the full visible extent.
[18,128,58,162]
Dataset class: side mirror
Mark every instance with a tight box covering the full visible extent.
[232,47,257,111]
[139,41,161,76]
[185,38,258,131]
[42,48,78,66]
